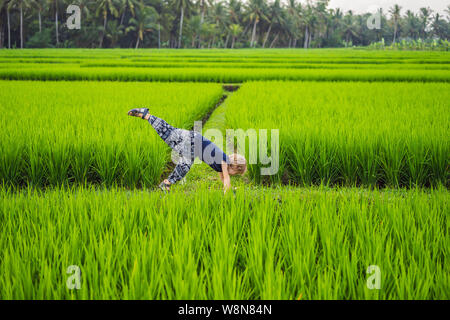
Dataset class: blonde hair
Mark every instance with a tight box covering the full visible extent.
[228,154,247,175]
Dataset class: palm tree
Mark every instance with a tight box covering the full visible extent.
[33,0,46,33]
[174,0,192,48]
[48,0,63,45]
[70,0,92,43]
[419,7,432,39]
[389,4,401,44]
[229,23,241,48]
[9,0,32,48]
[354,13,367,46]
[150,0,164,49]
[313,0,329,46]
[301,2,317,48]
[262,0,282,48]
[188,14,201,47]
[1,0,11,48]
[342,10,357,47]
[72,0,92,18]
[96,0,119,48]
[193,0,205,47]
[198,0,207,23]
[106,20,124,47]
[431,12,449,40]
[285,0,300,47]
[228,0,241,24]
[0,1,3,47]
[327,7,343,42]
[403,10,420,39]
[210,0,226,47]
[227,0,245,46]
[0,0,446,49]
[200,22,216,48]
[118,0,137,25]
[127,1,158,48]
[246,0,268,47]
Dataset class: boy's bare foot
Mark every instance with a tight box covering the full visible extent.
[128,108,150,119]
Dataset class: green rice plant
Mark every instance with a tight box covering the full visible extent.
[1,49,448,72]
[43,134,73,187]
[429,137,450,186]
[285,133,317,186]
[0,63,81,69]
[1,66,449,83]
[315,135,340,186]
[71,140,94,186]
[93,137,123,187]
[404,135,432,187]
[355,139,379,187]
[377,136,408,188]
[0,46,449,84]
[2,47,448,60]
[78,61,450,70]
[336,133,361,186]
[120,142,148,189]
[0,136,24,186]
[0,185,448,299]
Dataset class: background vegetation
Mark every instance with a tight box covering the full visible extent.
[0,0,449,49]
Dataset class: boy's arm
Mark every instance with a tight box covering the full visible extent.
[221,162,231,193]
[162,158,192,190]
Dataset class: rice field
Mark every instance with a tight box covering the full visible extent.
[0,49,449,83]
[1,185,448,300]
[0,49,448,300]
[2,66,449,83]
[225,81,449,187]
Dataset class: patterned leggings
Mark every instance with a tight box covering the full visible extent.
[148,115,194,184]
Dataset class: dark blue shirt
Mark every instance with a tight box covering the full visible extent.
[194,133,229,172]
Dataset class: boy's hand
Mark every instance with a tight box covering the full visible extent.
[223,181,232,194]
[159,180,171,192]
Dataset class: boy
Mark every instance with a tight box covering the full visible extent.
[128,108,247,192]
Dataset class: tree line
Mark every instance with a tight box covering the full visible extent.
[0,0,449,49]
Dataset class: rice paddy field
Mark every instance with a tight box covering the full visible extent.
[0,49,449,300]
[1,49,450,83]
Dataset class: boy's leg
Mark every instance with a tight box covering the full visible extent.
[128,109,188,149]
[128,109,195,186]
[161,134,195,188]
[166,155,193,185]
[148,116,194,157]
[147,115,177,142]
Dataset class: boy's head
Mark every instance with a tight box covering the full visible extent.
[227,154,247,176]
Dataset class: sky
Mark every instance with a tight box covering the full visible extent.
[327,0,448,15]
